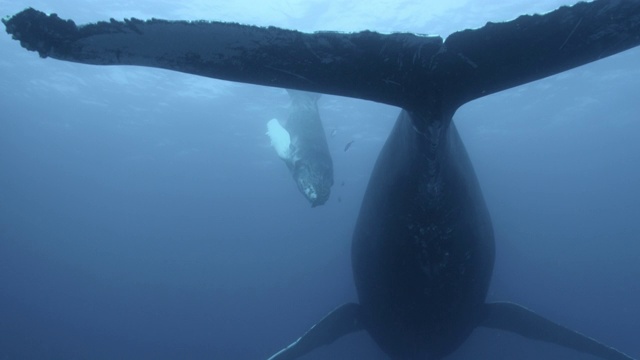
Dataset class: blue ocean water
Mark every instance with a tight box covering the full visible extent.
[0,1,639,359]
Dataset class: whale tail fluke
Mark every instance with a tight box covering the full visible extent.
[479,302,635,360]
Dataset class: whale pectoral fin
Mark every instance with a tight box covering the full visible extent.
[479,302,634,360]
[267,303,363,360]
[267,118,292,160]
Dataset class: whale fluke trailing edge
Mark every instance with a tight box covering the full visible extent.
[3,1,639,359]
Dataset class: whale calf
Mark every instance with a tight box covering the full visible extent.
[267,90,333,207]
[3,1,640,359]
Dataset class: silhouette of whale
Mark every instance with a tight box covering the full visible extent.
[4,1,639,359]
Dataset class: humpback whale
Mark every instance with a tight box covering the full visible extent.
[267,90,333,206]
[3,1,640,359]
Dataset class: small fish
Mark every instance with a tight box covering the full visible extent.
[344,140,355,152]
[330,129,338,137]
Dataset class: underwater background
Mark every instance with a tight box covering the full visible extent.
[0,1,638,359]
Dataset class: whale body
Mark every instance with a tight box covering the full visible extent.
[266,90,333,206]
